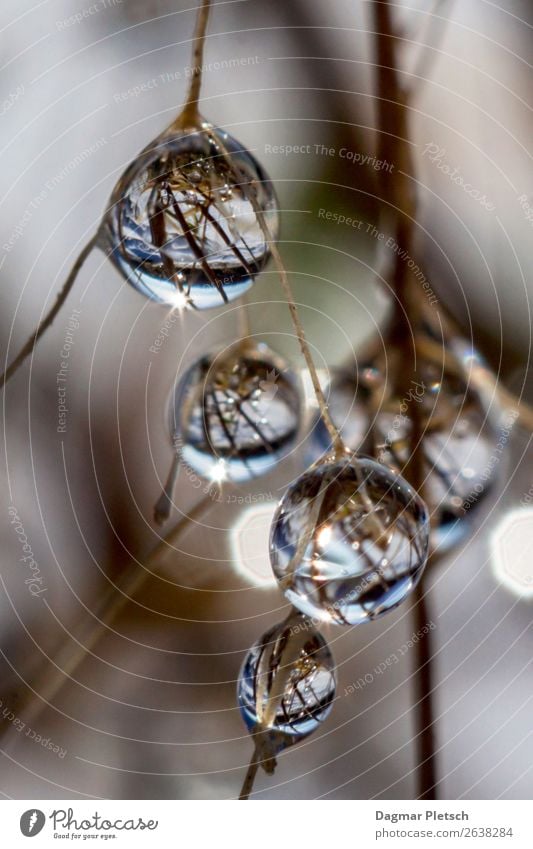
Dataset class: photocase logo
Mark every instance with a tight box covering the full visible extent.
[20,809,46,837]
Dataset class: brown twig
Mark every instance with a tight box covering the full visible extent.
[203,126,346,459]
[416,335,533,432]
[0,495,213,746]
[173,0,212,129]
[412,568,438,799]
[0,235,98,390]
[372,0,437,799]
[154,454,181,525]
[239,745,261,800]
[263,237,345,458]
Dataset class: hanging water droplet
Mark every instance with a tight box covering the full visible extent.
[270,456,429,625]
[238,612,336,752]
[101,122,279,309]
[310,349,498,552]
[170,342,300,483]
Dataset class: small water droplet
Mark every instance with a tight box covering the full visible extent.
[238,613,336,745]
[170,343,300,483]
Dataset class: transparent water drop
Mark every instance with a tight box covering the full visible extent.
[270,456,430,625]
[170,342,300,483]
[101,122,279,309]
[311,352,498,552]
[238,613,336,751]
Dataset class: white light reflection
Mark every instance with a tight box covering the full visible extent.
[231,502,279,588]
[166,288,191,312]
[209,459,227,483]
[317,525,332,548]
[491,508,533,598]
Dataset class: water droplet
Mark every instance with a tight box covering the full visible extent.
[270,456,429,625]
[311,351,498,552]
[171,342,300,483]
[102,122,279,309]
[238,613,336,748]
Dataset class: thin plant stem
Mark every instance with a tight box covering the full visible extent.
[239,746,260,800]
[167,0,344,459]
[1,495,213,745]
[173,0,212,129]
[154,454,181,525]
[262,234,345,458]
[202,128,346,460]
[416,335,533,432]
[0,0,213,392]
[493,384,533,432]
[0,235,98,390]
[372,0,437,799]
[219,175,387,536]
[412,566,437,799]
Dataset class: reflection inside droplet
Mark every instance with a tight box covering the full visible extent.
[270,456,430,625]
[169,342,301,484]
[102,122,279,309]
[238,613,336,744]
[209,459,228,483]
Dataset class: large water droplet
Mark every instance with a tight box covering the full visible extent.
[270,456,429,625]
[102,122,279,309]
[238,613,336,749]
[170,342,300,483]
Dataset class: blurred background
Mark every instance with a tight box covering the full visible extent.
[0,0,531,799]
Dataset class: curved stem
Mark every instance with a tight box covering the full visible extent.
[263,235,345,458]
[202,127,345,458]
[239,746,260,800]
[0,235,97,390]
[494,384,533,433]
[0,495,213,745]
[412,566,437,799]
[416,335,533,433]
[372,0,437,797]
[154,454,180,525]
[174,0,212,129]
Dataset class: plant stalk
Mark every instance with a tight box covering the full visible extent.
[173,0,212,129]
[0,495,213,747]
[0,235,97,390]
